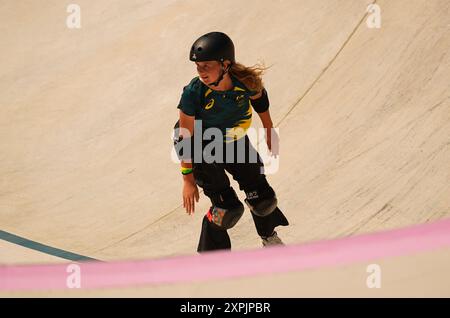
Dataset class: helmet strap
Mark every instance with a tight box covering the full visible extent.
[210,61,230,87]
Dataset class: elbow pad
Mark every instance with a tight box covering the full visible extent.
[250,88,270,113]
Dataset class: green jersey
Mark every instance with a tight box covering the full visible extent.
[177,75,258,143]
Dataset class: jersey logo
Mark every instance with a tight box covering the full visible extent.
[204,98,215,110]
[236,95,246,107]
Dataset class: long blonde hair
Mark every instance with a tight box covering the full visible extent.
[229,62,269,93]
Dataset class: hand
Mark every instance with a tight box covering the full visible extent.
[183,179,199,215]
[265,127,279,158]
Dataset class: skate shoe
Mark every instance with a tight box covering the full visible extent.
[261,231,284,247]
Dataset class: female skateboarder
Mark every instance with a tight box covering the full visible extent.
[174,32,288,252]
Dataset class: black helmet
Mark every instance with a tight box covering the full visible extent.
[189,32,235,64]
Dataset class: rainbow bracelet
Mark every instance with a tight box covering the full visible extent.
[181,167,193,175]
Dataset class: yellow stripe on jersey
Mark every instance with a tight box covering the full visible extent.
[204,88,212,97]
[225,101,253,143]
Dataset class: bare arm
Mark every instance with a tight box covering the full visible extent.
[250,91,278,155]
[178,110,195,182]
[256,110,273,129]
[178,110,199,214]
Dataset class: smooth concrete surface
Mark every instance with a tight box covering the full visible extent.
[0,0,449,296]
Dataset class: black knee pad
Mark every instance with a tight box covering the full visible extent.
[244,179,278,217]
[207,188,244,230]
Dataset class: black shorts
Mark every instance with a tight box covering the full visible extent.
[193,135,266,197]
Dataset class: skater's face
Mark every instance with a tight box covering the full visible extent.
[195,61,230,85]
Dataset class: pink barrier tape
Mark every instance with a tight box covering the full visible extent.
[1,218,450,291]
